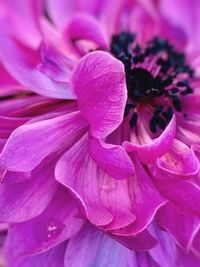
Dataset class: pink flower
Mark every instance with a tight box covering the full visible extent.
[0,0,199,266]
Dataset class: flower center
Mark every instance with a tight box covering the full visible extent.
[110,32,194,133]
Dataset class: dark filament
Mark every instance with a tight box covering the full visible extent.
[110,32,194,133]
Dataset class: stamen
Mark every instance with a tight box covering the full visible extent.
[110,32,194,133]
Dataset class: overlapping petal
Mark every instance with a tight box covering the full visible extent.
[72,51,127,138]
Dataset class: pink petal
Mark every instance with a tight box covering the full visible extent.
[160,0,200,51]
[0,157,58,223]
[0,111,87,171]
[112,229,157,251]
[5,190,83,259]
[110,159,166,235]
[56,134,137,229]
[0,0,42,48]
[154,179,200,216]
[1,170,31,183]
[64,13,109,54]
[46,0,105,29]
[176,245,200,267]
[88,136,135,180]
[55,135,113,226]
[157,202,200,251]
[123,115,176,164]
[38,42,75,83]
[156,139,200,178]
[0,27,75,99]
[6,242,67,267]
[72,51,127,138]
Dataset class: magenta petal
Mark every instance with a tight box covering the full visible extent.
[1,0,42,48]
[6,242,67,267]
[0,27,75,99]
[5,190,83,259]
[113,229,157,251]
[176,245,200,267]
[0,112,87,171]
[156,139,200,178]
[89,136,135,180]
[110,159,166,235]
[1,170,31,183]
[72,51,127,138]
[55,135,113,226]
[0,158,58,223]
[38,42,75,83]
[157,202,200,250]
[155,179,200,216]
[65,13,109,51]
[56,134,137,229]
[160,0,200,51]
[123,115,176,164]
[108,159,166,235]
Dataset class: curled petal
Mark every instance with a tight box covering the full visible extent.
[0,27,75,99]
[89,136,135,180]
[56,135,137,229]
[123,115,176,164]
[72,51,127,138]
[110,159,166,236]
[0,157,58,223]
[65,13,109,52]
[156,139,200,178]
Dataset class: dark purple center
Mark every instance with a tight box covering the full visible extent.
[110,32,194,133]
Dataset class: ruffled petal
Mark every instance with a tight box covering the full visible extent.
[0,27,75,99]
[88,136,135,180]
[155,139,199,178]
[0,111,87,171]
[157,202,200,251]
[55,134,137,229]
[5,189,83,259]
[110,159,166,235]
[123,115,176,164]
[0,157,58,223]
[65,13,109,54]
[72,51,127,138]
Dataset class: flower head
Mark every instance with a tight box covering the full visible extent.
[0,0,200,266]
